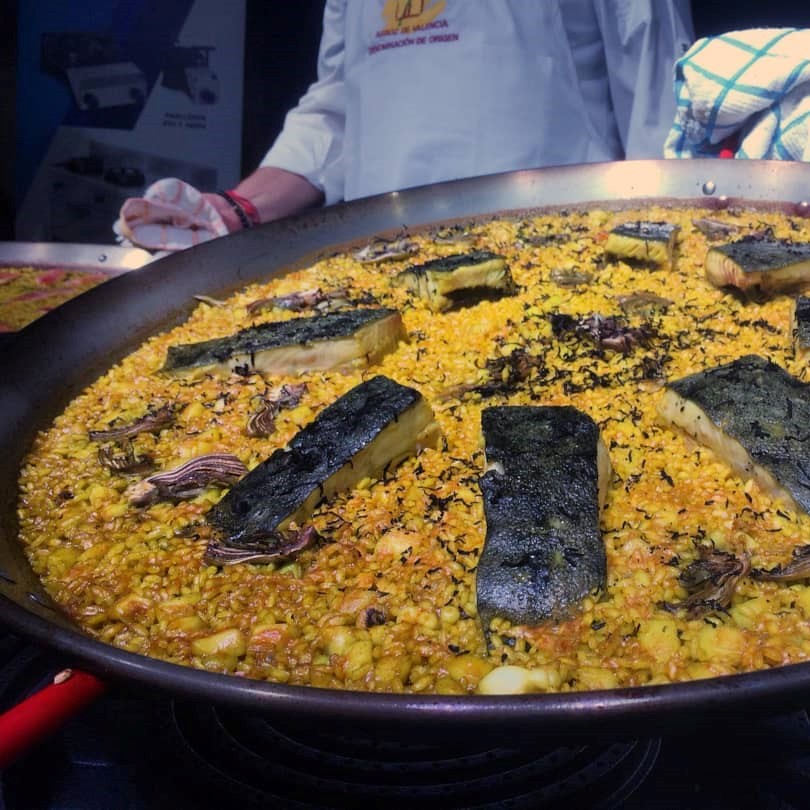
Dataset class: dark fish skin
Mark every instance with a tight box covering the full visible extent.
[162,308,402,374]
[705,237,810,293]
[207,375,436,553]
[708,238,810,275]
[605,221,679,266]
[609,221,679,243]
[476,406,608,630]
[402,250,504,277]
[794,296,810,354]
[664,355,810,514]
[396,250,514,311]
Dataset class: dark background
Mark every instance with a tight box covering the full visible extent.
[1,0,810,242]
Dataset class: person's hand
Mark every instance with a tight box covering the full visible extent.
[115,169,325,252]
[224,167,325,225]
[203,191,260,233]
[203,167,324,233]
[114,178,228,252]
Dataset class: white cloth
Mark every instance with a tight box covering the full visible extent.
[114,178,228,252]
[664,28,810,161]
[261,0,694,204]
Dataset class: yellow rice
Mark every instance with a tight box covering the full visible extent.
[16,204,810,695]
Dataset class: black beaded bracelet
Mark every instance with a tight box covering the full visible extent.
[216,190,253,230]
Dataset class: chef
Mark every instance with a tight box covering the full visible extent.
[120,0,695,245]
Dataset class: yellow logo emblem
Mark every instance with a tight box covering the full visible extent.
[382,0,446,31]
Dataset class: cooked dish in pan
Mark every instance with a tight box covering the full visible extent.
[16,204,810,695]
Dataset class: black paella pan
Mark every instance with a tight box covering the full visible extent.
[3,159,810,744]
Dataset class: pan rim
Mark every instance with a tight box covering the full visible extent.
[4,158,810,733]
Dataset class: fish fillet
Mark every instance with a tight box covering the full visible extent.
[396,251,514,311]
[162,308,405,377]
[705,238,810,294]
[605,221,679,267]
[205,375,440,564]
[475,405,611,630]
[658,354,810,514]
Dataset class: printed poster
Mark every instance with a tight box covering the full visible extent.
[16,0,245,243]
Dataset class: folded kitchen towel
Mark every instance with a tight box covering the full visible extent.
[114,177,228,252]
[664,28,810,161]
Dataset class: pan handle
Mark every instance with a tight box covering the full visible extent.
[0,668,106,769]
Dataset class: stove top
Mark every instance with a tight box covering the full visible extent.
[1,632,809,809]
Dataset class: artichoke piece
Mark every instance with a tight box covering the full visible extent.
[753,545,810,582]
[89,403,176,442]
[663,548,750,618]
[353,236,419,263]
[127,453,248,506]
[245,287,351,316]
[396,250,515,312]
[616,291,673,316]
[692,217,740,240]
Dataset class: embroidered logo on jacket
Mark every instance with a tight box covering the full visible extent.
[371,0,458,55]
[382,0,445,31]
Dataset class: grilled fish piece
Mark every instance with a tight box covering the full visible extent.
[205,375,440,565]
[658,355,810,515]
[476,406,611,630]
[793,296,810,359]
[705,237,810,294]
[396,251,515,312]
[605,221,679,267]
[162,308,405,378]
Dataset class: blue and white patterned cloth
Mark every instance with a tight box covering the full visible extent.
[664,28,810,161]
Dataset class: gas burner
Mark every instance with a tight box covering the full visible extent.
[166,701,660,809]
[2,632,810,810]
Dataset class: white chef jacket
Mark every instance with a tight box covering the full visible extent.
[260,0,694,204]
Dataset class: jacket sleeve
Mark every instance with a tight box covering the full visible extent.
[259,0,347,204]
[594,0,694,158]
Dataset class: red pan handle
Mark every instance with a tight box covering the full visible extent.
[0,668,106,769]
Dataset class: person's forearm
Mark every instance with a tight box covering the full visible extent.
[206,166,325,231]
